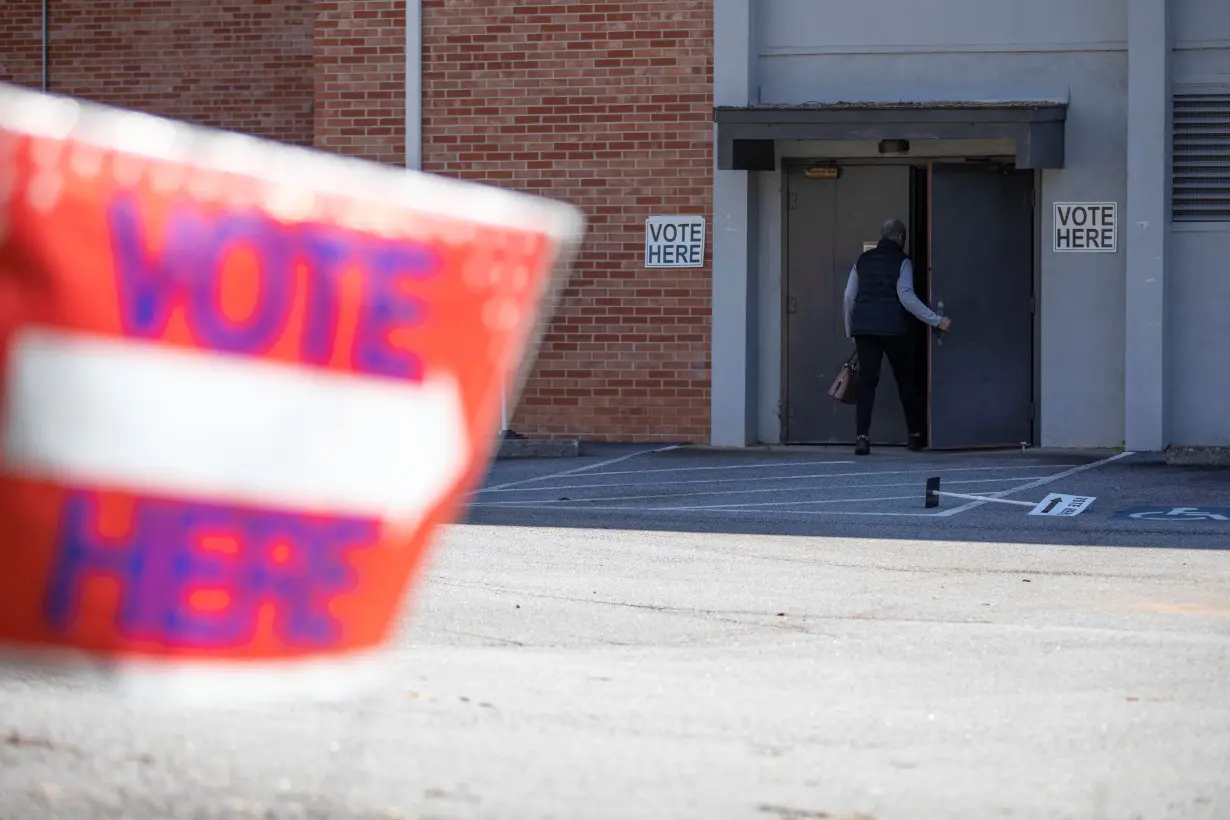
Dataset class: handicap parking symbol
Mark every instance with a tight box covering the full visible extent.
[1113,506,1230,523]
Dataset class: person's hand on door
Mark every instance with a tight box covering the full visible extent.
[937,316,952,332]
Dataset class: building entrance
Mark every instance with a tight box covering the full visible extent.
[782,161,1035,448]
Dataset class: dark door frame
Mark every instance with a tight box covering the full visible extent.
[779,156,1040,448]
[1031,168,1043,447]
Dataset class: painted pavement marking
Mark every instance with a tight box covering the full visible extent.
[934,452,1134,517]
[479,463,1076,495]
[472,475,1050,508]
[479,445,681,492]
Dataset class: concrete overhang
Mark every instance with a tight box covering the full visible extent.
[715,100,1069,170]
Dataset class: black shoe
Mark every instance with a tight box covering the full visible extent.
[907,433,925,452]
[854,436,871,456]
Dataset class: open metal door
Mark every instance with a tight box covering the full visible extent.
[783,165,910,444]
[928,164,1035,449]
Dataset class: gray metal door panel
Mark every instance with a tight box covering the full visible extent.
[784,165,912,444]
[784,170,838,443]
[928,164,1034,449]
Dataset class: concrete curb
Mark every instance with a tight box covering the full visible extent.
[1166,446,1230,467]
[677,444,1129,459]
[496,438,580,459]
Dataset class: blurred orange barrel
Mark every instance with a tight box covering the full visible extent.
[0,82,583,702]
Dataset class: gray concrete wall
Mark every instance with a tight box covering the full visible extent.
[1125,0,1170,453]
[758,0,1123,60]
[712,0,760,446]
[754,0,1129,448]
[1169,0,1230,446]
[1170,230,1230,445]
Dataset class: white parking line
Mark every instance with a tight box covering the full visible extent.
[479,463,1074,495]
[656,494,916,511]
[472,475,1050,507]
[690,508,937,518]
[477,458,858,493]
[479,445,682,491]
[469,501,935,517]
[934,451,1136,516]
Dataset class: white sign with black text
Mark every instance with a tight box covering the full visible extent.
[1029,493,1097,517]
[1054,202,1117,253]
[645,216,705,268]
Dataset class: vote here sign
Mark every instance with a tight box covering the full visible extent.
[1054,202,1117,252]
[645,215,705,268]
[0,83,583,702]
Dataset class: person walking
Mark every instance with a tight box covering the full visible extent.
[843,218,951,456]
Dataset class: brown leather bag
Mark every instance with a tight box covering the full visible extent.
[828,351,859,405]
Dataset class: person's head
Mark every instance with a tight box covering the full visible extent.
[881,218,907,247]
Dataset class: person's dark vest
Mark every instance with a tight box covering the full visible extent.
[851,239,911,337]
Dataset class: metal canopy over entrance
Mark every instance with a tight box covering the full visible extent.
[715,102,1069,170]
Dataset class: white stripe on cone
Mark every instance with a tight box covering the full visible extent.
[2,326,471,524]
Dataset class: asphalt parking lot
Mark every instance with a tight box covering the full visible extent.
[466,444,1230,548]
[1,445,1227,820]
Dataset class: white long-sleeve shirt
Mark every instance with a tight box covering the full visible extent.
[843,258,943,338]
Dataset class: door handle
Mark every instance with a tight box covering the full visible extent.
[934,300,945,346]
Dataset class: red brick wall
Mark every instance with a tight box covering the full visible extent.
[313,0,406,164]
[1,0,708,443]
[0,1,316,147]
[0,1,44,90]
[421,1,714,443]
[0,1,406,164]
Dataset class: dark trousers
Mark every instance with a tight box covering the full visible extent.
[853,334,922,439]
